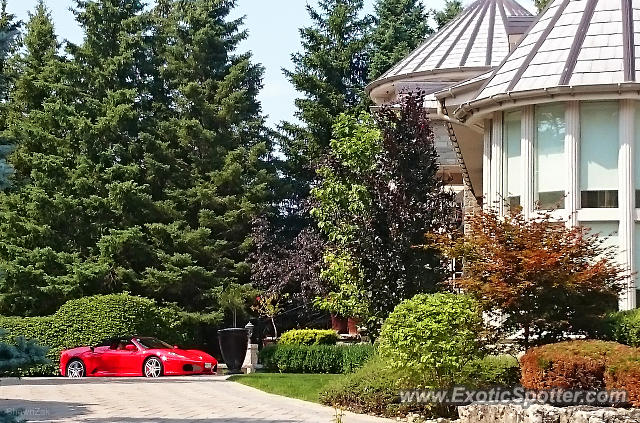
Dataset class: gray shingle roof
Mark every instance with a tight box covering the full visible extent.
[369,0,533,90]
[476,0,639,100]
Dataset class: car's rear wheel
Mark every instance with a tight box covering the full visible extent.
[143,356,163,378]
[66,359,85,378]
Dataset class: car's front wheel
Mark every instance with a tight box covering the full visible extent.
[66,359,85,378]
[143,356,163,378]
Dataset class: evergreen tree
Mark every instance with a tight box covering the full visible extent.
[432,0,463,29]
[0,1,77,315]
[0,0,275,318]
[369,0,430,81]
[281,0,372,192]
[0,0,19,102]
[0,0,20,190]
[145,0,276,315]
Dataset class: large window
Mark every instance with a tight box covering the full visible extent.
[580,102,619,208]
[503,110,522,209]
[535,104,566,209]
[584,221,619,262]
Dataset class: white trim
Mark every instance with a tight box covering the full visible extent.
[483,119,492,210]
[521,105,534,219]
[565,101,580,227]
[619,99,636,310]
[577,209,621,222]
[492,112,504,214]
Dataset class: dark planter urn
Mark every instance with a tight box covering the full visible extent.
[218,328,248,374]
[331,314,348,334]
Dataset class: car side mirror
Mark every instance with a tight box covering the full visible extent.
[90,346,94,353]
[125,344,137,351]
[173,345,179,349]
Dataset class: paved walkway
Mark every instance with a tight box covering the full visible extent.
[0,376,395,423]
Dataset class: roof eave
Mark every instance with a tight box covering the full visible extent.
[455,83,640,121]
[366,66,494,95]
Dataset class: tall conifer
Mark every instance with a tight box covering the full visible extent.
[280,0,371,192]
[0,0,275,317]
[369,0,430,81]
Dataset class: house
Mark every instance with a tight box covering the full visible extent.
[367,0,640,310]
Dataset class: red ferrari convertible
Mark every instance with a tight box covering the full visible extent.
[60,336,218,378]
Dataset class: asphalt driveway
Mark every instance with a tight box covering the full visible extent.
[0,376,394,423]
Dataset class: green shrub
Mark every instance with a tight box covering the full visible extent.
[604,309,640,347]
[0,293,208,376]
[378,293,482,388]
[279,329,339,346]
[259,344,279,371]
[320,354,438,417]
[302,345,343,373]
[341,343,375,373]
[259,343,374,374]
[320,355,401,416]
[460,355,521,388]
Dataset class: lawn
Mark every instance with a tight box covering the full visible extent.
[228,373,344,403]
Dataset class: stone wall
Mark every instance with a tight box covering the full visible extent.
[458,404,640,423]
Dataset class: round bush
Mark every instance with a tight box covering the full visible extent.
[378,293,482,388]
[279,329,339,346]
[520,340,632,390]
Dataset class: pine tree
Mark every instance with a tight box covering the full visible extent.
[143,0,276,315]
[0,0,275,317]
[369,0,430,81]
[281,0,372,191]
[433,0,463,29]
[0,2,78,315]
[0,0,20,190]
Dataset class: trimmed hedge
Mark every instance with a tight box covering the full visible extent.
[604,309,640,347]
[279,329,339,346]
[259,344,374,374]
[606,349,640,406]
[520,340,631,390]
[0,293,205,376]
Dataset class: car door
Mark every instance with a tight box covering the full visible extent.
[118,340,143,375]
[100,338,142,376]
[86,338,116,376]
[98,340,124,375]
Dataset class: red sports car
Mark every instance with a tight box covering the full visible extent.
[60,336,218,378]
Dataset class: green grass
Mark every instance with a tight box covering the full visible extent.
[228,372,345,403]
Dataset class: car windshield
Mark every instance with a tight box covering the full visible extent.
[135,337,173,349]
